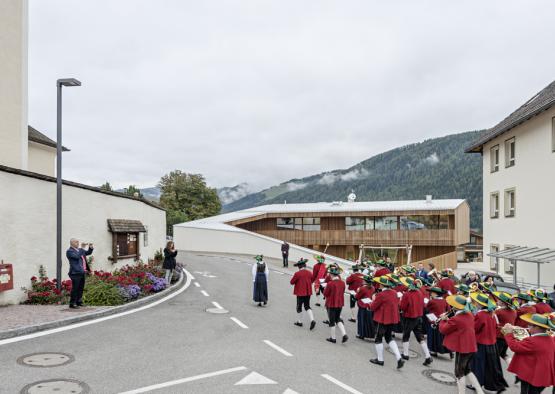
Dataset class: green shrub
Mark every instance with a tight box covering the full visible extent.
[83,277,124,306]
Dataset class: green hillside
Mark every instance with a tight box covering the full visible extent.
[223,130,484,230]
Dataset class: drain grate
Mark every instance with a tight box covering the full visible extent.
[422,369,457,386]
[206,308,229,314]
[17,353,75,368]
[20,379,90,394]
[387,348,419,358]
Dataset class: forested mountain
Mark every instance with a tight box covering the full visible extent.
[222,130,484,230]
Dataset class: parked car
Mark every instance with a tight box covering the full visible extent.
[460,270,520,295]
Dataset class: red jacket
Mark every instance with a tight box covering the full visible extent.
[516,305,537,328]
[438,278,456,296]
[290,269,313,297]
[346,273,364,291]
[400,290,424,319]
[312,263,327,283]
[506,333,555,388]
[439,312,477,353]
[474,310,497,345]
[426,297,448,318]
[374,267,390,278]
[495,308,517,338]
[355,285,374,309]
[370,289,400,324]
[324,278,345,308]
[534,302,553,314]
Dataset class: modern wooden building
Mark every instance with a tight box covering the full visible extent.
[174,197,470,268]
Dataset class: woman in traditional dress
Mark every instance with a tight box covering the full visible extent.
[252,254,269,306]
[469,292,508,393]
[426,287,453,359]
[355,275,376,339]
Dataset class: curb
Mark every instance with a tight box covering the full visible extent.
[0,271,187,341]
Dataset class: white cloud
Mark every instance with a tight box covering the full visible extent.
[424,153,440,165]
[285,182,308,191]
[317,168,369,185]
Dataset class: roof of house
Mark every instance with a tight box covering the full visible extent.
[0,164,164,211]
[466,80,555,153]
[175,199,466,232]
[107,219,147,233]
[28,126,70,151]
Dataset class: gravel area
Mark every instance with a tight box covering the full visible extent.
[0,305,114,331]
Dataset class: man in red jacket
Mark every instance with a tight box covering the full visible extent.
[373,260,391,278]
[312,255,327,307]
[492,291,517,361]
[323,266,348,344]
[346,264,364,323]
[439,295,482,394]
[503,313,555,393]
[369,276,404,369]
[400,277,433,366]
[438,269,456,296]
[530,288,553,314]
[290,258,316,331]
[515,293,537,328]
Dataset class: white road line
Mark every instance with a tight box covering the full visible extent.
[118,366,248,394]
[0,269,193,347]
[321,374,363,394]
[194,282,200,288]
[230,317,249,329]
[263,340,293,357]
[201,290,209,297]
[189,274,196,280]
[212,301,224,309]
[271,270,285,275]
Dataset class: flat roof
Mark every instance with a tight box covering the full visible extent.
[175,199,466,231]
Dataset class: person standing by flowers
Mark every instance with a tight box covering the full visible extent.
[163,241,178,285]
[66,238,94,309]
[252,255,269,306]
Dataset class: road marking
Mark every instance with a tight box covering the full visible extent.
[194,282,200,288]
[0,269,193,347]
[271,270,285,275]
[234,371,277,385]
[201,290,209,297]
[230,317,249,329]
[321,374,363,394]
[263,340,293,357]
[189,274,195,280]
[283,389,299,394]
[212,301,224,309]
[118,366,248,394]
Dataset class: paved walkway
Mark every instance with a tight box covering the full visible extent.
[0,304,113,331]
[0,253,521,394]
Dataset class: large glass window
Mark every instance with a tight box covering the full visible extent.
[302,217,320,231]
[375,216,398,230]
[365,217,375,230]
[400,215,439,230]
[439,215,449,229]
[346,217,365,231]
[277,218,295,230]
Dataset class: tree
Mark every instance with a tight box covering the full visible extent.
[158,170,221,235]
[100,182,113,191]
[124,185,143,198]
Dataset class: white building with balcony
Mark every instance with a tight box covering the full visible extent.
[466,80,555,288]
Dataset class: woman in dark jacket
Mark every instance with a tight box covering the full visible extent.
[163,241,178,285]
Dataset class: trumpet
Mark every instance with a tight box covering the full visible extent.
[500,324,530,341]
[431,309,455,328]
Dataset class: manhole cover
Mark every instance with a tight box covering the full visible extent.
[20,379,90,394]
[387,348,419,358]
[17,353,75,368]
[206,308,229,314]
[422,369,457,386]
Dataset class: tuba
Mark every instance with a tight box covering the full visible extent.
[500,325,530,340]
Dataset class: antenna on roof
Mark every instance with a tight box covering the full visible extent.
[284,200,287,205]
[348,190,357,203]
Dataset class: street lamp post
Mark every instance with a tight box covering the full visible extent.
[56,78,81,290]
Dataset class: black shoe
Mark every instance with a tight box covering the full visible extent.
[356,335,364,340]
[315,303,321,307]
[430,352,438,357]
[466,385,476,391]
[294,322,303,327]
[348,318,356,323]
[258,303,262,307]
[310,320,316,331]
[342,335,349,343]
[326,338,336,343]
[263,301,267,305]
[369,358,384,366]
[401,355,410,361]
[69,304,79,309]
[76,302,83,307]
[449,352,454,360]
[397,359,405,369]
[323,320,329,325]
[423,357,433,366]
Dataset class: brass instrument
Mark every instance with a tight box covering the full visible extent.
[431,309,455,328]
[468,282,479,293]
[428,268,441,285]
[500,324,530,341]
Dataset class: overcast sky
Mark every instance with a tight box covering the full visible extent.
[28,0,555,190]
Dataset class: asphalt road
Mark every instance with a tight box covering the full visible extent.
[0,253,521,394]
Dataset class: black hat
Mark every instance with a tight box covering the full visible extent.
[294,258,308,267]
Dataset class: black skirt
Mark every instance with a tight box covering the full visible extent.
[427,324,450,354]
[357,308,375,338]
[471,343,508,391]
[253,272,268,303]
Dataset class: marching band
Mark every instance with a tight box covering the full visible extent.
[286,254,555,393]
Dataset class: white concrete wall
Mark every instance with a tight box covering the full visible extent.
[28,142,56,176]
[0,171,166,304]
[482,105,555,287]
[0,0,28,170]
[173,225,351,269]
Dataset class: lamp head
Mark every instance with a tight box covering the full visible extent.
[57,78,81,87]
